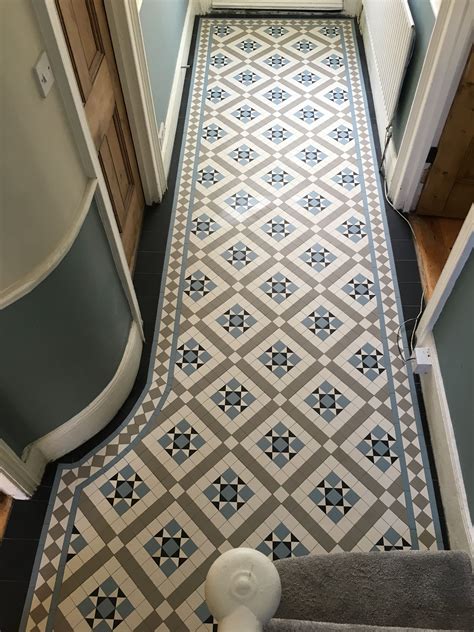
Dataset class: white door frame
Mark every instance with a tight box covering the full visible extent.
[104,0,167,204]
[32,0,147,344]
[387,0,473,211]
[415,206,473,554]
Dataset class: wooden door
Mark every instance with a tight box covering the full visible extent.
[56,0,144,268]
[416,49,474,219]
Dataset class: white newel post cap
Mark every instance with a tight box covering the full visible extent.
[205,548,282,632]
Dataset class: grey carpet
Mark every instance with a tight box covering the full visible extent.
[264,620,466,632]
[270,551,473,630]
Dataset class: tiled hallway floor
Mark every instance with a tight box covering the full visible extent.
[21,17,442,631]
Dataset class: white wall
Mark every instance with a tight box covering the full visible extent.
[0,0,87,300]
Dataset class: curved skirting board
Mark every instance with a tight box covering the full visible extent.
[27,320,142,465]
[0,321,143,498]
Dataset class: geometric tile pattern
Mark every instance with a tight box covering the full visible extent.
[23,19,442,632]
[78,578,134,630]
[99,465,150,516]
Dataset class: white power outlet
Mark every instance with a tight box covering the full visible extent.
[34,51,55,98]
[413,347,432,374]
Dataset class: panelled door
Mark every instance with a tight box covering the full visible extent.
[416,48,474,219]
[56,0,145,268]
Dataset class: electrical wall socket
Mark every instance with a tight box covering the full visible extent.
[34,51,54,98]
[413,347,432,374]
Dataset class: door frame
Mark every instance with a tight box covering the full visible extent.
[386,0,473,212]
[415,205,474,554]
[32,0,145,342]
[104,0,167,204]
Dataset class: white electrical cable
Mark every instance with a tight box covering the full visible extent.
[383,181,425,361]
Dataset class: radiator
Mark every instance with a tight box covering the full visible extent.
[211,1,344,9]
[361,0,415,142]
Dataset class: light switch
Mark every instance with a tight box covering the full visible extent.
[34,51,55,98]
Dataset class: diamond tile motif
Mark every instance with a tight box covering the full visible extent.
[303,307,342,340]
[144,519,197,576]
[373,528,412,551]
[358,425,398,472]
[207,85,230,103]
[265,25,288,37]
[222,241,257,270]
[257,523,310,559]
[297,191,331,214]
[210,52,232,67]
[309,472,360,523]
[23,19,442,632]
[158,419,205,465]
[329,124,354,144]
[184,271,217,300]
[78,578,134,630]
[332,167,360,190]
[256,421,304,468]
[325,87,349,104]
[295,105,323,124]
[191,213,220,239]
[229,144,258,165]
[231,104,260,123]
[262,166,294,189]
[239,38,261,52]
[204,468,254,518]
[338,216,366,242]
[264,85,291,104]
[259,341,301,378]
[216,304,257,338]
[322,53,344,69]
[296,144,327,166]
[202,122,226,143]
[343,274,375,305]
[234,69,261,85]
[349,343,385,380]
[305,381,350,422]
[211,378,256,419]
[99,465,150,516]
[262,215,295,241]
[176,338,211,375]
[260,273,298,303]
[293,69,320,85]
[225,189,258,213]
[320,25,339,38]
[264,53,290,68]
[293,38,316,52]
[263,124,293,144]
[300,243,336,271]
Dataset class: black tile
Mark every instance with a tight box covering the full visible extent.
[0,539,39,582]
[133,273,164,298]
[134,251,166,275]
[391,238,417,261]
[0,580,30,632]
[137,224,170,252]
[398,282,424,307]
[4,500,48,540]
[395,259,421,284]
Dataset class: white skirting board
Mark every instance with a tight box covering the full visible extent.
[419,333,473,555]
[161,1,200,177]
[0,321,142,498]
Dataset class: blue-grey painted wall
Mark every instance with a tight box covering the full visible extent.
[392,0,435,150]
[0,200,132,456]
[140,0,189,126]
[434,251,474,519]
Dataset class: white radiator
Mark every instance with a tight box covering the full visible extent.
[361,0,414,143]
[212,1,343,9]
